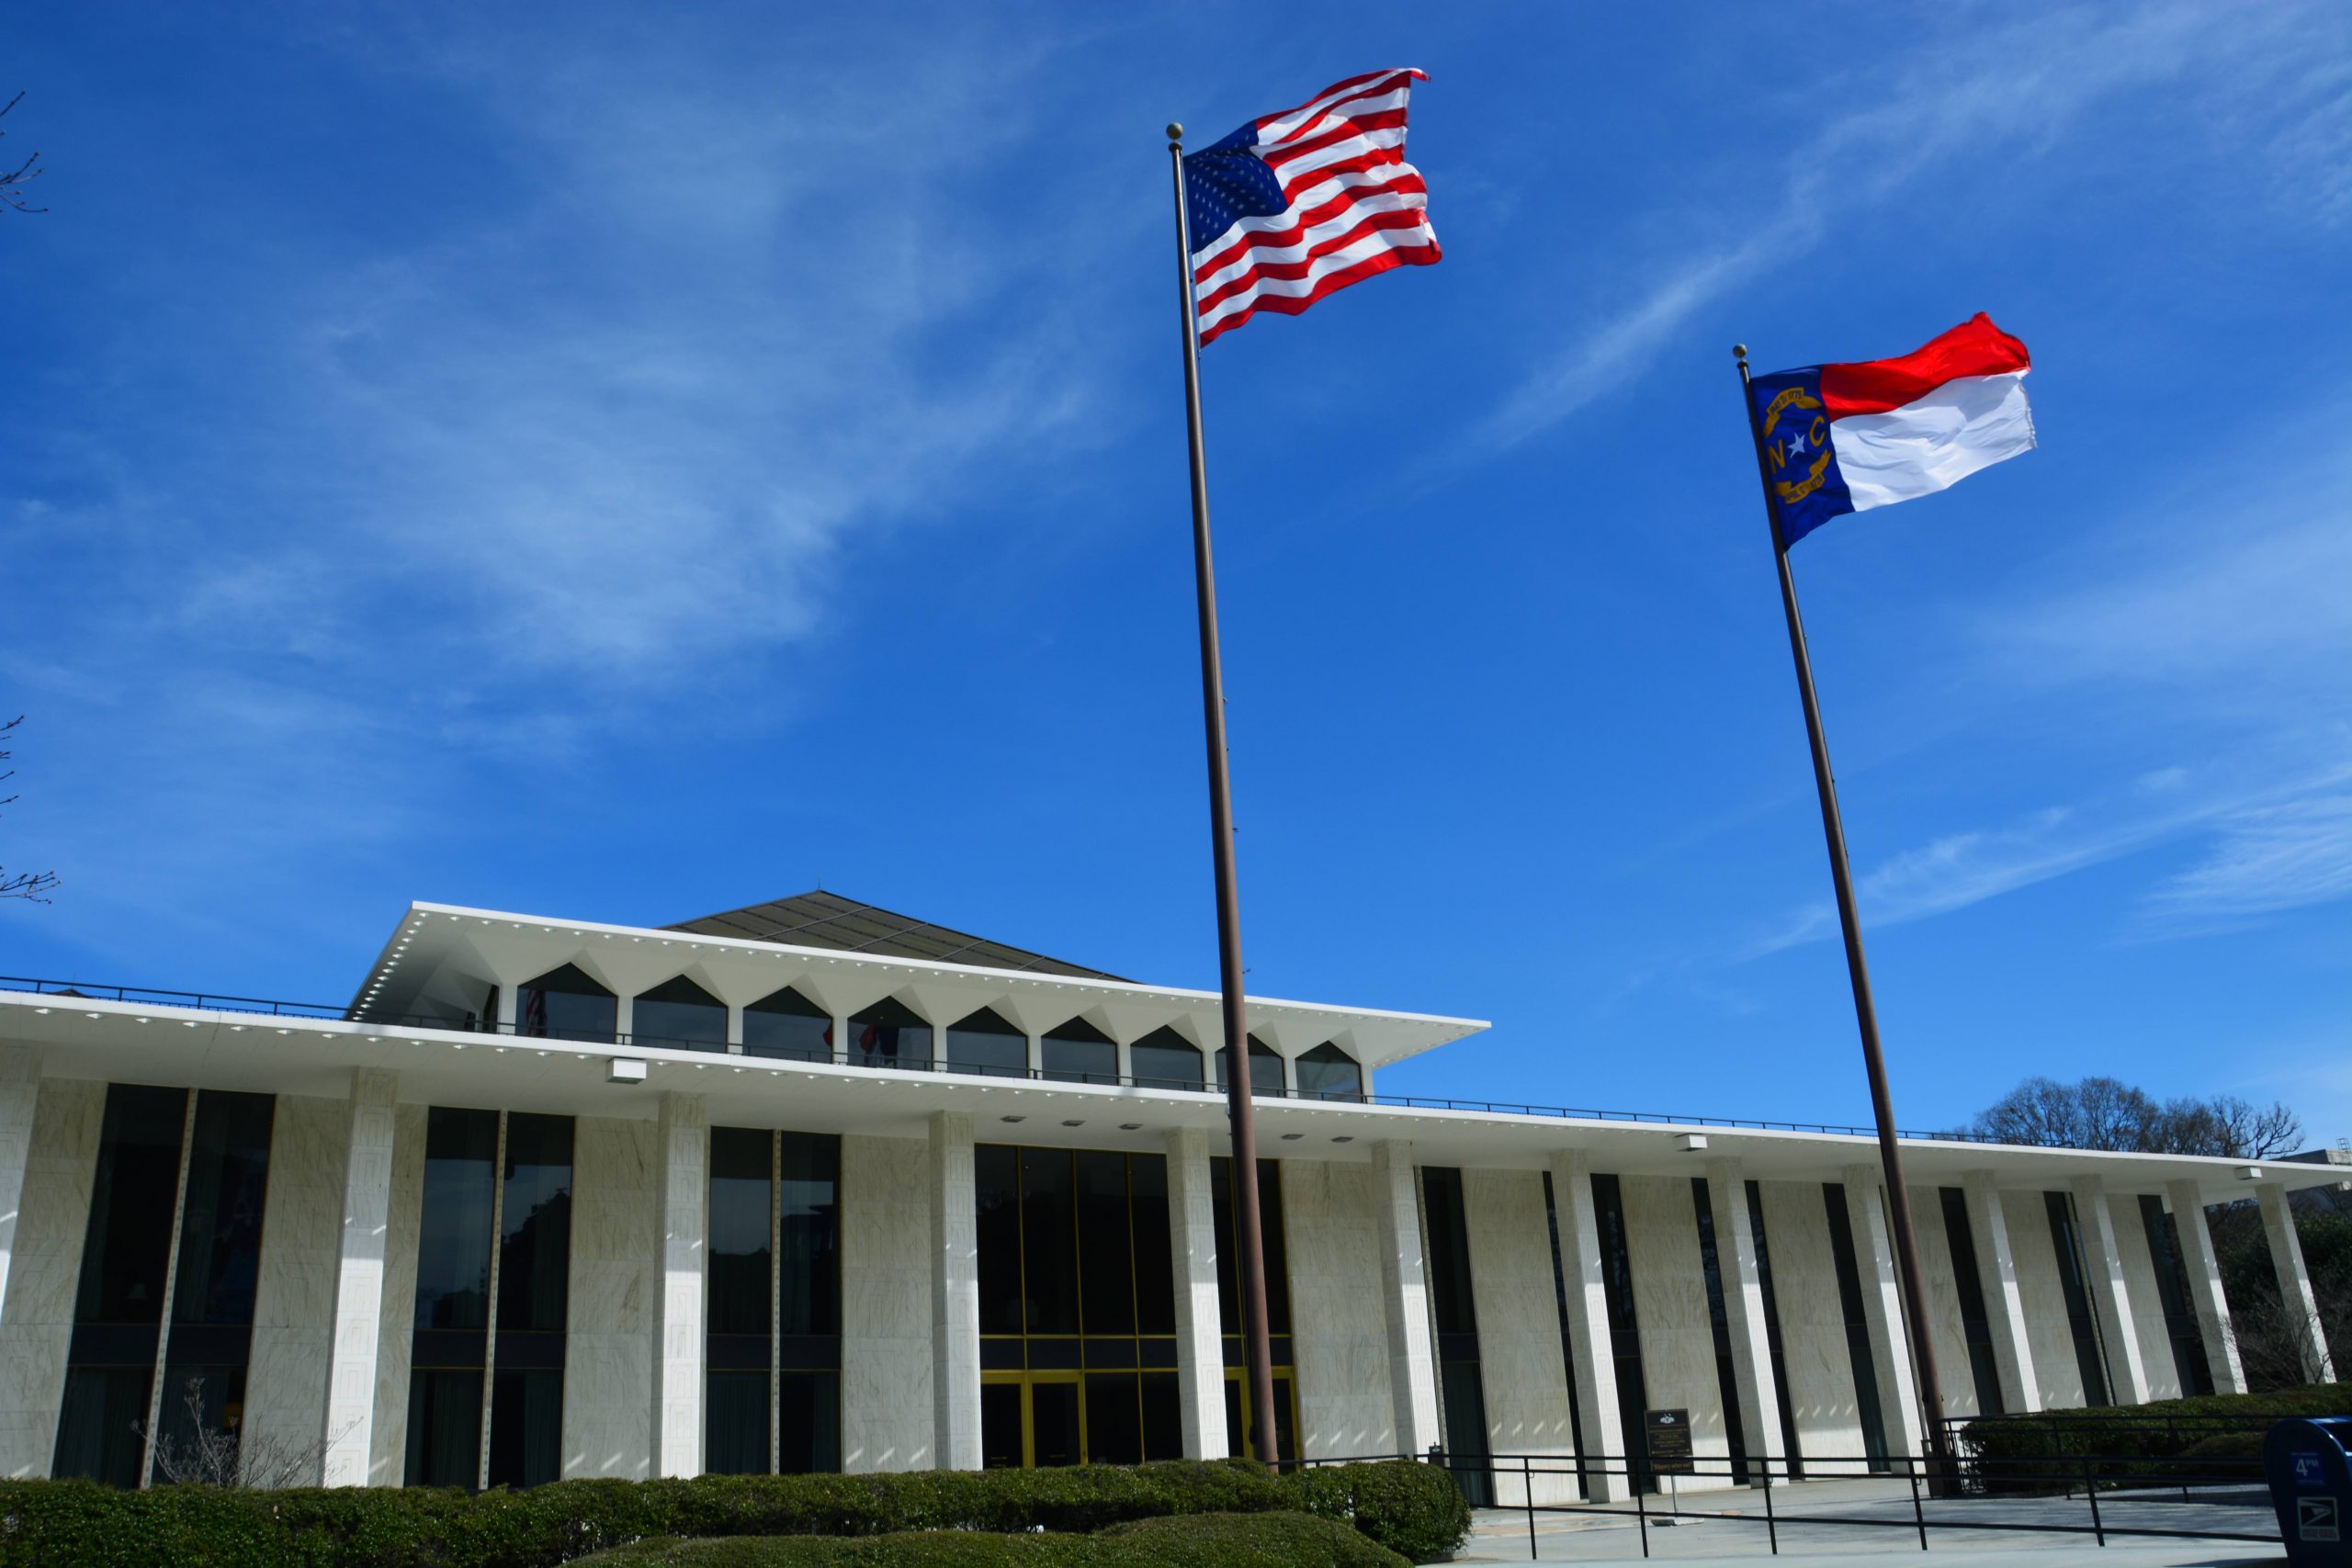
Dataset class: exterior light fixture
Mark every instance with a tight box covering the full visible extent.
[2237,1165,2264,1181]
[1678,1133,1710,1153]
[608,1059,649,1085]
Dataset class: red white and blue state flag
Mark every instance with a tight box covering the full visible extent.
[1748,314,2035,546]
[1181,69,1440,345]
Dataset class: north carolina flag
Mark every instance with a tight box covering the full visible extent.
[1748,314,2035,547]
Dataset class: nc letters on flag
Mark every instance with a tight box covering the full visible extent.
[1182,68,1440,345]
[1749,314,2034,547]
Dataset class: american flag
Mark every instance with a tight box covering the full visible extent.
[1182,69,1441,345]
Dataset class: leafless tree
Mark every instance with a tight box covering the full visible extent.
[136,1377,345,1489]
[1973,1074,2302,1157]
[0,93,44,214]
[1,716,60,903]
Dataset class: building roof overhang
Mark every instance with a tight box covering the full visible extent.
[3,987,2336,1209]
[349,902,1487,1071]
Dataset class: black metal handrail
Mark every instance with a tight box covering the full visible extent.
[1295,1444,2278,1558]
[0,971,2030,1145]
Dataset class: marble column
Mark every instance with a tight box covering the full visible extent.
[651,1094,708,1477]
[322,1069,398,1486]
[1841,1168,1926,1461]
[1464,1168,1579,1506]
[2164,1181,2246,1394]
[1165,1127,1227,1460]
[1961,1173,2042,1413]
[929,1111,981,1469]
[1547,1150,1626,1504]
[1704,1159,1781,1483]
[0,1046,38,1331]
[1371,1141,1441,1459]
[2067,1177,2150,1405]
[2258,1184,2337,1384]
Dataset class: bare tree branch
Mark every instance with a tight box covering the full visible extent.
[0,716,58,902]
[0,92,46,215]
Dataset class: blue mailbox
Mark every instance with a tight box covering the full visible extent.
[2267,1416,2352,1566]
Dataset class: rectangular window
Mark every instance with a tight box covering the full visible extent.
[57,1086,277,1489]
[1938,1188,2006,1416]
[1420,1166,1492,1508]
[2139,1194,2215,1398]
[406,1108,573,1489]
[1743,1180,1802,1478]
[979,1145,1187,1467]
[2043,1190,2111,1407]
[1820,1183,1890,1473]
[1590,1173,1656,1494]
[704,1128,841,1475]
[1690,1178,1749,1483]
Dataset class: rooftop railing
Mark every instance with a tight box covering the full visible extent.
[0,971,2033,1146]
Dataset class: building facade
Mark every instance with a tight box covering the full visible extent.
[0,893,2336,1494]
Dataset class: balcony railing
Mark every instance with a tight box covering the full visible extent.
[0,971,2032,1145]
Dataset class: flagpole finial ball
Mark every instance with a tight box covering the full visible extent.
[1167,122,1183,141]
[1733,344,1748,360]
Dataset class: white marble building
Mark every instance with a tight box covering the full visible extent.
[0,892,2336,1495]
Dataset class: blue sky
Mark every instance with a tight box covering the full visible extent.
[6,2,2348,1144]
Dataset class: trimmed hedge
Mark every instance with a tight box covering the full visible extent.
[570,1511,1408,1566]
[0,1459,1464,1568]
[1957,1383,2348,1492]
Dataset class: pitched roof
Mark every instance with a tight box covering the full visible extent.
[663,891,1128,982]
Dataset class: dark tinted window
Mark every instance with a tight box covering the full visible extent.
[1690,1178,1748,1482]
[518,964,616,1043]
[498,1114,573,1334]
[634,975,726,1049]
[977,1145,1023,1336]
[415,1108,497,1330]
[1822,1182,1891,1472]
[1213,1038,1285,1096]
[1042,1017,1116,1084]
[709,1127,772,1338]
[1295,1043,1363,1101]
[173,1092,275,1327]
[745,987,831,1061]
[849,997,930,1069]
[2044,1190,2110,1406]
[1422,1167,1478,1337]
[1129,1028,1203,1089]
[1939,1187,2006,1416]
[1022,1149,1080,1334]
[945,1007,1027,1077]
[778,1133,840,1338]
[74,1084,188,1326]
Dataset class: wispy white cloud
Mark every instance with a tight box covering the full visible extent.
[1467,1,2350,457]
[2141,789,2352,934]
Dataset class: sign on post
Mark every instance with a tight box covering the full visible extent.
[1645,1409,1695,1475]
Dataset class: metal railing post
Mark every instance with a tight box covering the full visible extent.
[1524,1454,1536,1557]
[2084,1450,2104,1547]
[1634,1462,1649,1559]
[1909,1459,1927,1551]
[1763,1451,1779,1556]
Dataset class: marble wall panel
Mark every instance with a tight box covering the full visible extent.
[563,1115,656,1479]
[2113,1198,2184,1401]
[840,1134,931,1473]
[1282,1157,1396,1461]
[243,1094,350,1481]
[1462,1168,1577,1506]
[368,1102,427,1484]
[1999,1190,2086,1410]
[1754,1179,1867,1466]
[1620,1175,1735,1493]
[1905,1186,1981,1422]
[0,1079,102,1477]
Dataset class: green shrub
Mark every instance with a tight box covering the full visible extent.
[1282,1461,1467,1564]
[1957,1383,2347,1493]
[569,1512,1405,1567]
[0,1459,1457,1568]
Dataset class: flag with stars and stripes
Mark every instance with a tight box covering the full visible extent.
[1182,69,1440,345]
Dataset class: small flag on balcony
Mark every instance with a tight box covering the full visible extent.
[1182,68,1441,345]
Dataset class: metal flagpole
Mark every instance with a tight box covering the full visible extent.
[1169,121,1280,1467]
[1733,344,1955,1493]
